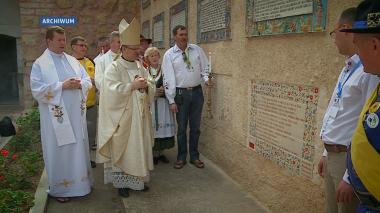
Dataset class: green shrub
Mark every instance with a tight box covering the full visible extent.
[0,108,43,213]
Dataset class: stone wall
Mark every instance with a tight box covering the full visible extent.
[141,0,362,212]
[19,0,140,108]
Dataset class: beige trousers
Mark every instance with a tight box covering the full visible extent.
[324,152,359,213]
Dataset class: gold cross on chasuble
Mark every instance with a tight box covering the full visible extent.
[57,179,74,188]
[44,91,54,101]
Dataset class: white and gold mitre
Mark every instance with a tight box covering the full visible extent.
[119,18,140,46]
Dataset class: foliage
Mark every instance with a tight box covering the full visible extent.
[0,108,43,213]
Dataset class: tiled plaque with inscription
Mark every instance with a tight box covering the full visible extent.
[142,0,150,9]
[142,20,150,40]
[169,0,188,47]
[246,0,327,36]
[152,12,164,48]
[197,0,231,43]
[248,80,319,178]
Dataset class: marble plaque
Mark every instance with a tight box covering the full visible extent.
[248,80,319,177]
[169,0,188,47]
[171,11,186,34]
[152,12,164,48]
[197,0,231,43]
[253,0,313,22]
[246,0,327,36]
[142,20,150,39]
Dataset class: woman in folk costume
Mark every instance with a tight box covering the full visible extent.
[97,18,156,198]
[145,47,176,165]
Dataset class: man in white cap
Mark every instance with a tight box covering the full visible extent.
[97,18,155,198]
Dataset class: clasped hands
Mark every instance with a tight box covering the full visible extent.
[63,78,81,90]
[132,76,148,91]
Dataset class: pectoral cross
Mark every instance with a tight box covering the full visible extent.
[44,91,54,101]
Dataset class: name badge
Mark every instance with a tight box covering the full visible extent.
[329,99,340,118]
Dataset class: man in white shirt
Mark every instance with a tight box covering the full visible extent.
[94,31,120,89]
[162,25,211,169]
[318,7,379,213]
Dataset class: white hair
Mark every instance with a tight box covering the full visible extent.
[144,47,160,58]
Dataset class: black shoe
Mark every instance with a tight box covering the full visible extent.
[153,157,159,165]
[158,155,169,163]
[90,161,96,168]
[118,188,129,197]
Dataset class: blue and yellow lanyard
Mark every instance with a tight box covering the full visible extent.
[336,61,362,99]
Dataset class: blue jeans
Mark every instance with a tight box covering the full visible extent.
[175,86,204,161]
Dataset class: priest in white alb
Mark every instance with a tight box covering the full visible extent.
[94,31,121,90]
[97,18,155,198]
[30,26,93,202]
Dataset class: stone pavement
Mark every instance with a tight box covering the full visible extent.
[46,148,269,213]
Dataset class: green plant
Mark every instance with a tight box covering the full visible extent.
[0,189,34,213]
[0,108,43,212]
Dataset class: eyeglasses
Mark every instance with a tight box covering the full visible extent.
[329,25,346,39]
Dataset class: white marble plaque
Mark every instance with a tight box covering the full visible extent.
[153,21,163,42]
[253,0,313,22]
[253,94,306,155]
[199,0,227,33]
[171,10,186,34]
[142,20,150,39]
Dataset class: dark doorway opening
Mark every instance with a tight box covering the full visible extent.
[0,34,19,104]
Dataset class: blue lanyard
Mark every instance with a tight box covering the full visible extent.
[336,61,362,98]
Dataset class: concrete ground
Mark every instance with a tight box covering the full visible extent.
[46,148,268,213]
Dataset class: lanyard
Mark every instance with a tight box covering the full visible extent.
[336,61,362,98]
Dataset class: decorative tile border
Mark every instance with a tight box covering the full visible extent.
[169,0,188,47]
[246,0,327,36]
[197,0,231,43]
[248,79,319,177]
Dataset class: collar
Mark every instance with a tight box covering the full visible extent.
[106,50,118,57]
[345,54,361,70]
[121,56,135,62]
[48,49,64,57]
[173,43,193,52]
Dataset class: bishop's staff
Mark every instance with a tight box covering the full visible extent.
[206,51,213,119]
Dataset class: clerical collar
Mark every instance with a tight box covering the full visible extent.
[48,49,64,57]
[121,56,135,62]
[111,50,118,56]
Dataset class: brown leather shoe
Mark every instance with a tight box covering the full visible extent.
[173,160,187,169]
[190,159,204,168]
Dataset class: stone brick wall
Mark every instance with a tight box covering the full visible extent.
[18,0,140,108]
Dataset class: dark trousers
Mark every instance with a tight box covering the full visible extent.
[176,86,204,161]
[86,105,97,148]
